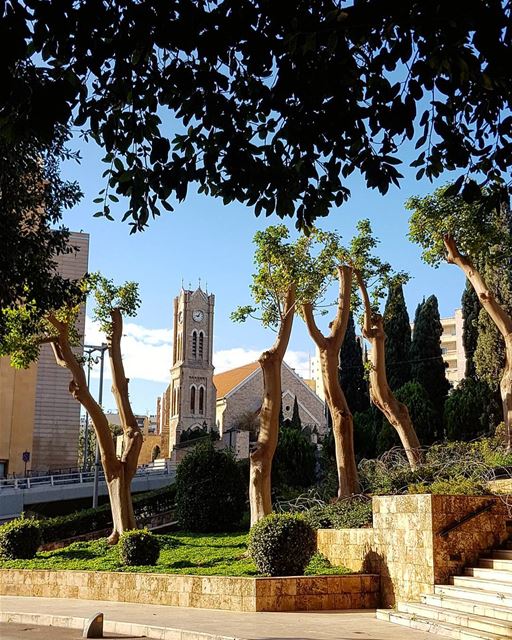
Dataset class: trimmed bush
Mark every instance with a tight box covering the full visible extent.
[304,497,372,529]
[0,518,41,559]
[408,476,487,496]
[249,513,316,576]
[176,440,246,531]
[118,529,160,566]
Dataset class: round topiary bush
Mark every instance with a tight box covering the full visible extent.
[118,529,160,566]
[249,513,316,576]
[0,518,41,559]
[176,440,246,531]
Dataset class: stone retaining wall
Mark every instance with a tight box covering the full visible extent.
[317,494,511,607]
[0,570,379,611]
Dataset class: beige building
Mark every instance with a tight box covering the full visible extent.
[214,361,327,441]
[440,308,466,386]
[0,232,89,477]
[157,286,327,459]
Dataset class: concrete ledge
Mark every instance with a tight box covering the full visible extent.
[0,611,230,640]
[0,570,379,612]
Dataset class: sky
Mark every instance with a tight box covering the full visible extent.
[60,135,465,415]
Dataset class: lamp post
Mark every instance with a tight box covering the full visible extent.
[83,343,108,508]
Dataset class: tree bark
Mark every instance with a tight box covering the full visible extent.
[302,266,359,497]
[355,272,422,468]
[48,310,142,543]
[250,285,295,525]
[444,234,512,450]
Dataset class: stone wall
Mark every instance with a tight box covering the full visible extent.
[0,570,379,612]
[317,494,510,607]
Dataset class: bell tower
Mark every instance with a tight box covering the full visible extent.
[168,286,216,452]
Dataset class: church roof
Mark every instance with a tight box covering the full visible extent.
[213,362,260,399]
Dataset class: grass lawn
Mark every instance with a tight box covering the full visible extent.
[0,532,349,576]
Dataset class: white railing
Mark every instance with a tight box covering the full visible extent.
[0,460,175,491]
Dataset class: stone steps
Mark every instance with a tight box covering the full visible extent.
[377,539,512,638]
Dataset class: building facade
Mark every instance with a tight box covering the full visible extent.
[165,287,217,452]
[440,308,466,386]
[0,232,89,476]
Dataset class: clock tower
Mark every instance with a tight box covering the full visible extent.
[168,286,216,452]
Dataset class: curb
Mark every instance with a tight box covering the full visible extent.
[0,611,238,640]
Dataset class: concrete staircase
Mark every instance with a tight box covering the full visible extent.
[377,540,512,639]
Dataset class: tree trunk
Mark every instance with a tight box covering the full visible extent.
[444,235,512,450]
[355,272,422,468]
[48,311,142,543]
[250,285,295,526]
[302,266,359,497]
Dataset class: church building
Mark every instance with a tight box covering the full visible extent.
[156,286,327,460]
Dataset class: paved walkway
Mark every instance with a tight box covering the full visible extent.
[0,621,137,639]
[0,596,438,640]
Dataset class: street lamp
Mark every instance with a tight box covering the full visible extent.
[83,343,108,508]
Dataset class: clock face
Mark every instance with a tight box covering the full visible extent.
[192,310,204,322]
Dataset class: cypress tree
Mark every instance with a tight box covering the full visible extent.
[383,282,412,390]
[410,295,450,441]
[461,281,480,379]
[339,312,370,414]
[289,396,302,431]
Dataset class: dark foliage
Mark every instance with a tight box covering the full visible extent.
[445,377,501,441]
[175,441,246,532]
[249,513,315,576]
[339,312,370,414]
[304,497,372,529]
[0,518,41,559]
[383,283,412,391]
[38,484,176,544]
[410,295,450,441]
[3,2,512,229]
[272,425,316,489]
[0,127,82,343]
[118,529,160,566]
[353,408,379,461]
[461,281,480,379]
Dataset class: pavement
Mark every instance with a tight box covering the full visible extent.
[0,621,140,639]
[0,596,438,640]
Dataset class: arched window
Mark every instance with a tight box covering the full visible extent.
[198,332,204,359]
[199,386,205,414]
[192,331,198,358]
[190,385,196,413]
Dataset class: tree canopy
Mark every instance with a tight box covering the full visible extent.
[3,1,512,229]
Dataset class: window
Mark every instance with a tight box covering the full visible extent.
[199,386,205,414]
[190,385,196,413]
[199,332,204,359]
[192,331,198,358]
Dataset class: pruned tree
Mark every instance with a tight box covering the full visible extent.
[352,221,422,468]
[0,274,143,542]
[300,229,360,496]
[408,187,512,450]
[232,226,305,524]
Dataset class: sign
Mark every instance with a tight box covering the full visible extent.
[22,451,30,463]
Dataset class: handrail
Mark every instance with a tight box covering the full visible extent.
[436,499,496,538]
[0,463,175,491]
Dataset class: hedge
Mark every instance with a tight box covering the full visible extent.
[39,483,176,544]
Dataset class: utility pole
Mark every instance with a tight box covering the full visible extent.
[92,343,108,508]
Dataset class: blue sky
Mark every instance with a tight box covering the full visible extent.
[61,137,465,414]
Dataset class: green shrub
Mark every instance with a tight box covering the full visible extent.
[304,497,372,529]
[118,529,160,566]
[408,477,487,496]
[249,513,315,576]
[0,518,41,559]
[272,426,316,489]
[176,440,246,532]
